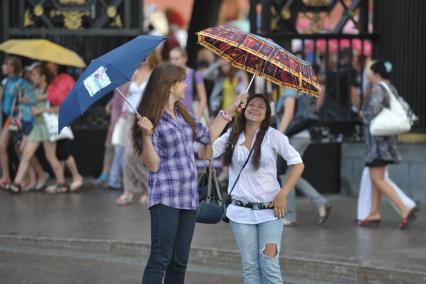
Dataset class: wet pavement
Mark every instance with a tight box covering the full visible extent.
[0,182,425,283]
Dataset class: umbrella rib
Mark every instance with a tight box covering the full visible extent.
[230,50,246,64]
[219,41,243,59]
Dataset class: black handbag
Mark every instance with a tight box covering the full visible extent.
[8,117,23,145]
[196,159,226,224]
[8,94,23,145]
[286,94,319,137]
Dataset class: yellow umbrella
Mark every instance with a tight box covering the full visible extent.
[0,39,86,68]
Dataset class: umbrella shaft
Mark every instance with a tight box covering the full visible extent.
[115,87,143,120]
[245,74,255,94]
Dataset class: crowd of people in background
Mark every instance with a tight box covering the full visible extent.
[0,57,83,194]
[0,33,417,228]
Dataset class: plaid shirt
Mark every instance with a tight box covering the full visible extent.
[147,110,210,210]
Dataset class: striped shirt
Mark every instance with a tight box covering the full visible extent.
[146,109,210,210]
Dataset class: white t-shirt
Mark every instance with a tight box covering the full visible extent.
[124,81,147,114]
[213,127,302,224]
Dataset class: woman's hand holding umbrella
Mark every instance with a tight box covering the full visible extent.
[200,93,248,159]
[227,92,248,115]
[137,117,153,136]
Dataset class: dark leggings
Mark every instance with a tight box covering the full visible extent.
[56,139,72,161]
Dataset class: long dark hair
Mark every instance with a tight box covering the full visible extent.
[32,63,52,92]
[131,62,196,155]
[223,94,272,170]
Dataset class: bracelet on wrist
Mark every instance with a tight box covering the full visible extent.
[219,109,232,122]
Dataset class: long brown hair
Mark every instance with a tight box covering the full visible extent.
[32,63,52,93]
[5,56,22,76]
[131,62,196,155]
[223,94,272,170]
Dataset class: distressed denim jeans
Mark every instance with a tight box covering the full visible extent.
[230,219,284,284]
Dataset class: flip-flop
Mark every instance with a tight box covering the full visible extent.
[45,183,69,194]
[116,194,133,205]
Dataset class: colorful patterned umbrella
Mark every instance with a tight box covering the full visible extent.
[197,25,321,97]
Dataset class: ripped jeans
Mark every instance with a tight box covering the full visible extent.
[230,219,284,284]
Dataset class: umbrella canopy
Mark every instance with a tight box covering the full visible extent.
[58,35,165,132]
[197,26,321,97]
[0,39,86,68]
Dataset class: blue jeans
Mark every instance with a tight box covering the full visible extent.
[142,204,197,284]
[108,145,124,188]
[230,219,284,284]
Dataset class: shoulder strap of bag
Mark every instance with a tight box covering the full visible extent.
[9,86,25,119]
[377,81,403,109]
[228,146,254,198]
[206,159,224,204]
[377,81,393,97]
[9,94,18,119]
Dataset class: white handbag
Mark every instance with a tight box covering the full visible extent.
[43,102,74,142]
[369,82,412,136]
[111,116,128,146]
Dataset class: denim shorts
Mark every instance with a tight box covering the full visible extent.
[21,121,34,136]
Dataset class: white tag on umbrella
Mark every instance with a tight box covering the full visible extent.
[83,66,112,97]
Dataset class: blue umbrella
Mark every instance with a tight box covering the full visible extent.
[58,35,165,132]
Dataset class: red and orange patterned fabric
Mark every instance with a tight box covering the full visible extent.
[197,25,321,97]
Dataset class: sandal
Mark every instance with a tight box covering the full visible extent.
[45,183,69,194]
[116,193,133,205]
[8,183,22,195]
[319,204,332,225]
[400,209,417,230]
[358,219,381,227]
[70,179,83,193]
[0,178,12,191]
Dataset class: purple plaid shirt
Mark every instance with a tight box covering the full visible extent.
[146,110,210,210]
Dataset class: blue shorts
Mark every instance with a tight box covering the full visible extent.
[21,121,34,136]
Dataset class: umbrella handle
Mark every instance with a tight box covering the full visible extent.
[115,87,144,120]
[235,74,255,113]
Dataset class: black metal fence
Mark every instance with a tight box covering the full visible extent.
[267,33,376,141]
[374,0,426,133]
